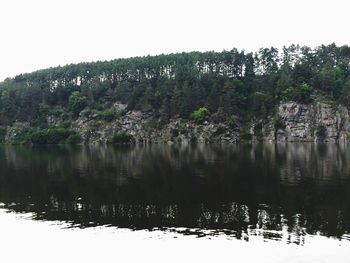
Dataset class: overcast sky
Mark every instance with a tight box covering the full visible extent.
[0,0,349,81]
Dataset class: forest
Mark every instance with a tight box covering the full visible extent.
[0,43,350,131]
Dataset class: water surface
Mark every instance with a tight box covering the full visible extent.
[0,144,349,261]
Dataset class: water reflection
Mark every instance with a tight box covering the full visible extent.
[0,144,349,243]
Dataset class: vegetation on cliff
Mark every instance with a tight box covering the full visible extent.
[0,43,349,143]
[8,127,81,145]
[107,131,135,145]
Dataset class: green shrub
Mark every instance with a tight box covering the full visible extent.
[66,134,82,144]
[107,131,135,145]
[192,107,210,124]
[60,121,72,129]
[33,103,51,128]
[254,122,263,140]
[254,122,262,133]
[144,118,161,135]
[190,133,197,143]
[312,123,327,138]
[171,128,179,138]
[30,128,80,144]
[68,91,88,116]
[38,103,50,116]
[116,108,127,118]
[81,107,92,118]
[179,123,188,134]
[241,133,252,140]
[50,107,64,116]
[213,125,226,136]
[98,108,126,122]
[99,109,116,122]
[281,87,294,102]
[274,116,286,131]
[228,116,237,129]
[296,83,313,103]
[62,112,70,121]
[13,128,35,145]
[0,128,6,143]
[241,129,253,141]
[282,83,313,103]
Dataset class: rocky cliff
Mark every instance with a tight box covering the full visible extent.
[266,101,350,142]
[2,99,350,144]
[70,100,350,144]
[72,103,240,144]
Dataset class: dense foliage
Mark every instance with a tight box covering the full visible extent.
[9,127,81,145]
[0,43,349,127]
[192,107,210,124]
[30,127,81,144]
[0,128,6,143]
[107,131,135,145]
[312,123,327,138]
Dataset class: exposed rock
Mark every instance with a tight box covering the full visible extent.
[5,122,30,144]
[265,101,350,142]
[70,110,240,145]
[2,99,350,144]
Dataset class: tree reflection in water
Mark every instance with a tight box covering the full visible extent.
[0,143,349,243]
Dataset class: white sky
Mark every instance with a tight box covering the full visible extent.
[0,0,349,81]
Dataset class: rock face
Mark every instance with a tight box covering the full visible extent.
[4,122,30,144]
[265,101,350,142]
[73,100,350,144]
[73,112,240,145]
[2,99,350,144]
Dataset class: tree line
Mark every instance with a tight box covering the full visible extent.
[0,43,350,126]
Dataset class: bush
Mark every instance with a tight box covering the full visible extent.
[228,116,238,129]
[99,109,117,122]
[30,128,80,144]
[295,82,313,103]
[281,87,294,102]
[171,128,179,138]
[254,122,263,140]
[66,134,82,144]
[60,121,72,129]
[274,116,286,131]
[179,123,188,134]
[116,108,127,118]
[282,83,313,103]
[107,131,135,145]
[98,108,127,122]
[241,128,253,141]
[34,103,51,128]
[81,107,92,118]
[38,103,50,116]
[13,128,35,145]
[312,123,327,138]
[192,107,210,124]
[0,128,6,143]
[68,91,88,116]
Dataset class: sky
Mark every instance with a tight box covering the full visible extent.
[0,0,349,81]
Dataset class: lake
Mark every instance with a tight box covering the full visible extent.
[0,144,349,262]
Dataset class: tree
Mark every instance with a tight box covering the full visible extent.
[0,43,349,130]
[192,107,210,124]
[68,91,88,116]
[258,47,279,74]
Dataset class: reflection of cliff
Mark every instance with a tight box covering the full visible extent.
[275,144,349,186]
[4,144,349,187]
[0,144,350,240]
[2,144,350,193]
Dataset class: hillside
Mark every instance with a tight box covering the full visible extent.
[1,44,350,144]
